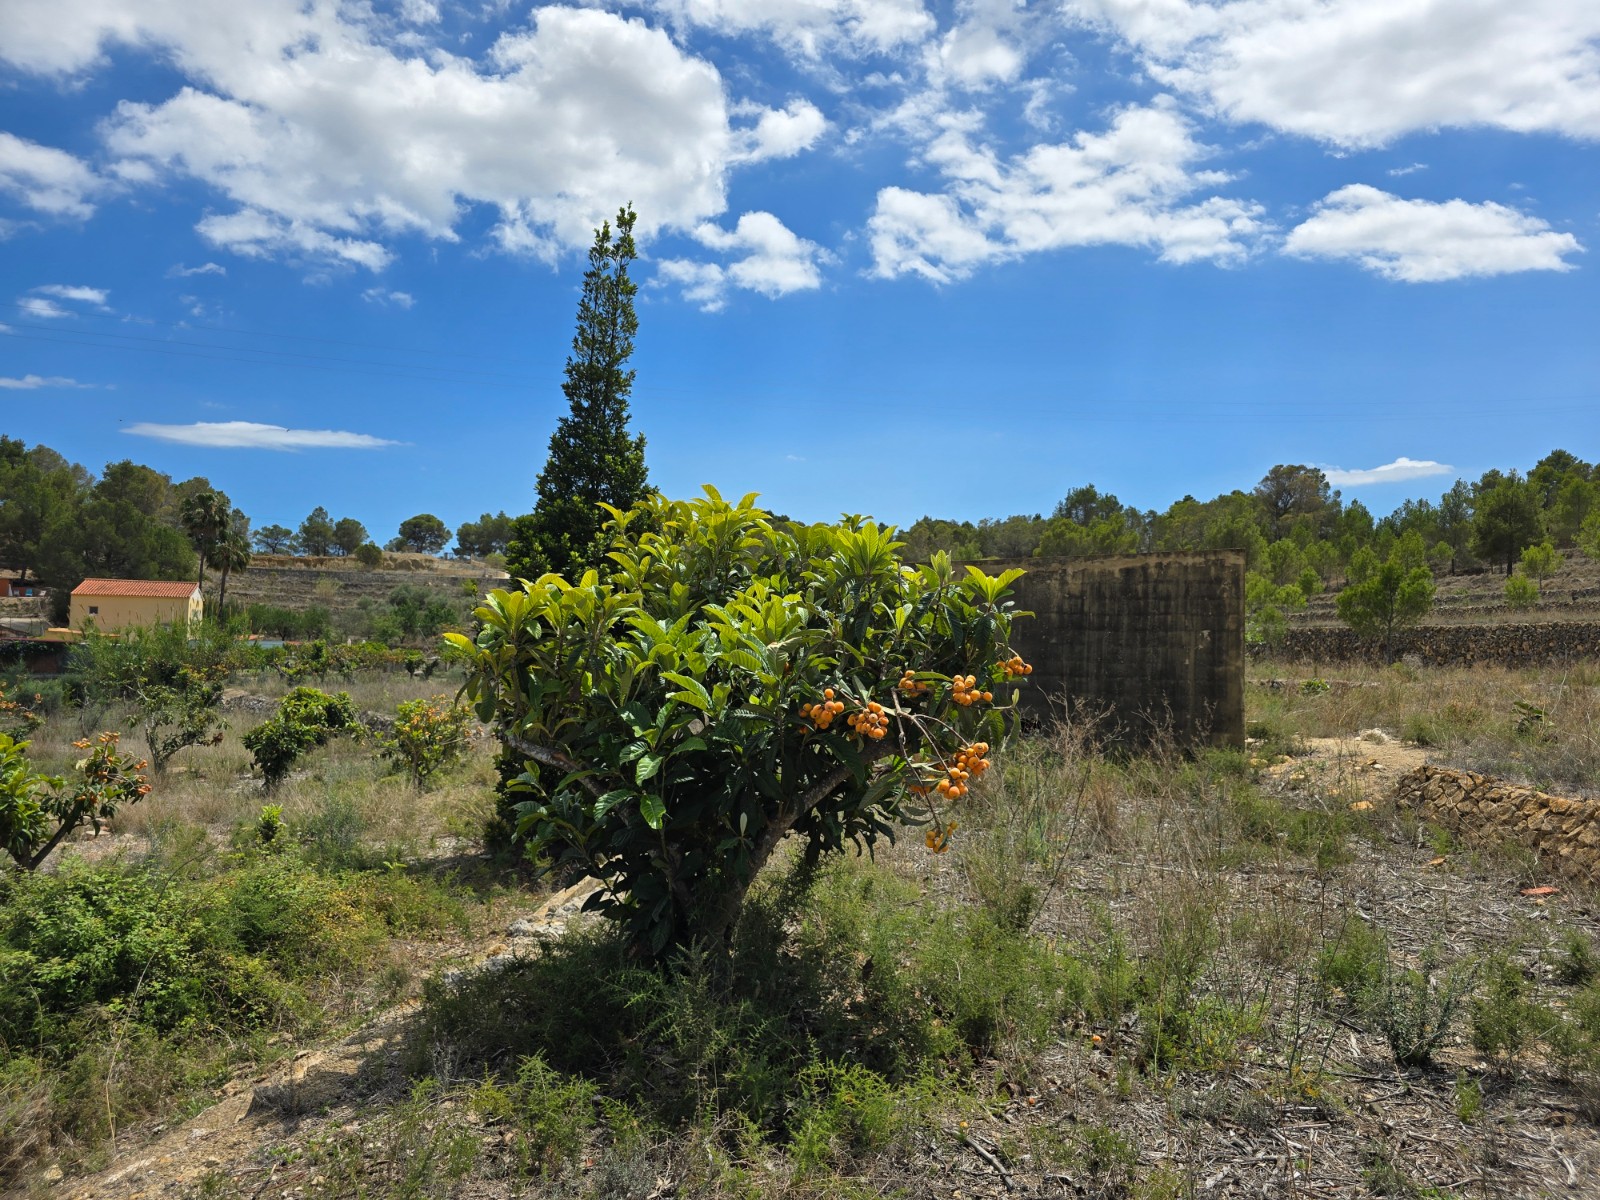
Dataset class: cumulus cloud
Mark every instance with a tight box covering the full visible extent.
[0,132,102,218]
[658,211,827,310]
[733,99,828,162]
[362,287,415,308]
[1322,457,1454,487]
[1064,0,1600,147]
[0,373,94,389]
[1284,185,1583,281]
[123,420,401,450]
[869,100,1264,282]
[167,261,226,277]
[0,3,800,272]
[648,0,935,59]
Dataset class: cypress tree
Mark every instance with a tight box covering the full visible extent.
[507,205,650,580]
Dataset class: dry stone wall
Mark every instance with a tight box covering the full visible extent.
[1277,622,1600,668]
[1393,764,1600,885]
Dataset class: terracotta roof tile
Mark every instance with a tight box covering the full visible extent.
[71,578,201,598]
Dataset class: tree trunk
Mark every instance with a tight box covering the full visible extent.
[218,561,231,615]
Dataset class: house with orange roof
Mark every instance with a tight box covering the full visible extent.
[69,579,203,633]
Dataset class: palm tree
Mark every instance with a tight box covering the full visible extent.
[179,491,230,586]
[214,528,252,614]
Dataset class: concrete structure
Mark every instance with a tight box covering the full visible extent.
[993,550,1245,748]
[69,578,203,633]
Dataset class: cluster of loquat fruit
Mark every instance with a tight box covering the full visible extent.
[846,701,891,740]
[1002,654,1033,678]
[935,741,990,799]
[951,675,993,707]
[924,820,958,854]
[897,668,931,696]
[799,689,847,729]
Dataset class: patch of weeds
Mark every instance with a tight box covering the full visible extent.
[1470,953,1555,1066]
[1076,1123,1138,1196]
[1553,929,1599,987]
[789,1061,938,1175]
[1453,1071,1483,1123]
[417,853,1077,1151]
[1362,1143,1456,1198]
[1366,943,1478,1069]
[1228,787,1350,868]
[469,1054,599,1177]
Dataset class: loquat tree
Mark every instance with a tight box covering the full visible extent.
[454,488,1033,959]
[506,204,650,581]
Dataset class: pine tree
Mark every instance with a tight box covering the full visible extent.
[507,205,649,580]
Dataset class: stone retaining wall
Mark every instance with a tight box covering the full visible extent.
[1392,764,1600,884]
[1276,622,1600,668]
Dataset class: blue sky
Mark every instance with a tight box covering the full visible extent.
[2,0,1597,543]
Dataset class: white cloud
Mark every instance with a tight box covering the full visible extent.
[0,132,101,219]
[1388,163,1427,178]
[1322,457,1454,487]
[0,4,787,273]
[869,100,1264,282]
[659,211,828,309]
[17,296,70,319]
[734,100,828,162]
[0,373,94,389]
[649,0,935,59]
[362,287,415,308]
[34,283,109,306]
[123,420,401,450]
[167,261,226,277]
[1284,185,1583,282]
[1065,0,1600,147]
[195,210,394,272]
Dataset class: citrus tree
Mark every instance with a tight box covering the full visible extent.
[451,488,1033,957]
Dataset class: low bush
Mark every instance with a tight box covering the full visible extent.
[0,851,465,1180]
[380,696,473,787]
[243,687,361,789]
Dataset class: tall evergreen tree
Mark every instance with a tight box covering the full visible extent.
[507,205,649,580]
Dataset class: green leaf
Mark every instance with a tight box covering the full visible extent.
[637,753,665,784]
[639,793,667,830]
[592,789,634,821]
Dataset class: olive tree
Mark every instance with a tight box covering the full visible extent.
[452,488,1032,957]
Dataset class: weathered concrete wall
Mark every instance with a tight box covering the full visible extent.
[986,550,1245,748]
[1277,622,1600,668]
[1393,765,1600,885]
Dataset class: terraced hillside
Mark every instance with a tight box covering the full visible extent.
[221,553,509,621]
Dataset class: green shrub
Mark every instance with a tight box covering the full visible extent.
[242,687,360,789]
[380,696,473,787]
[1505,573,1538,610]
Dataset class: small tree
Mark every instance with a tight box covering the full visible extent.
[1519,541,1559,593]
[395,514,451,555]
[136,672,227,774]
[455,488,1030,958]
[1,731,149,871]
[1335,558,1435,661]
[380,696,473,787]
[506,204,650,581]
[354,542,384,569]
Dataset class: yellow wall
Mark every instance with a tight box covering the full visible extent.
[70,591,202,633]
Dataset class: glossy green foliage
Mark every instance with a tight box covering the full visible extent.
[455,487,1030,956]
